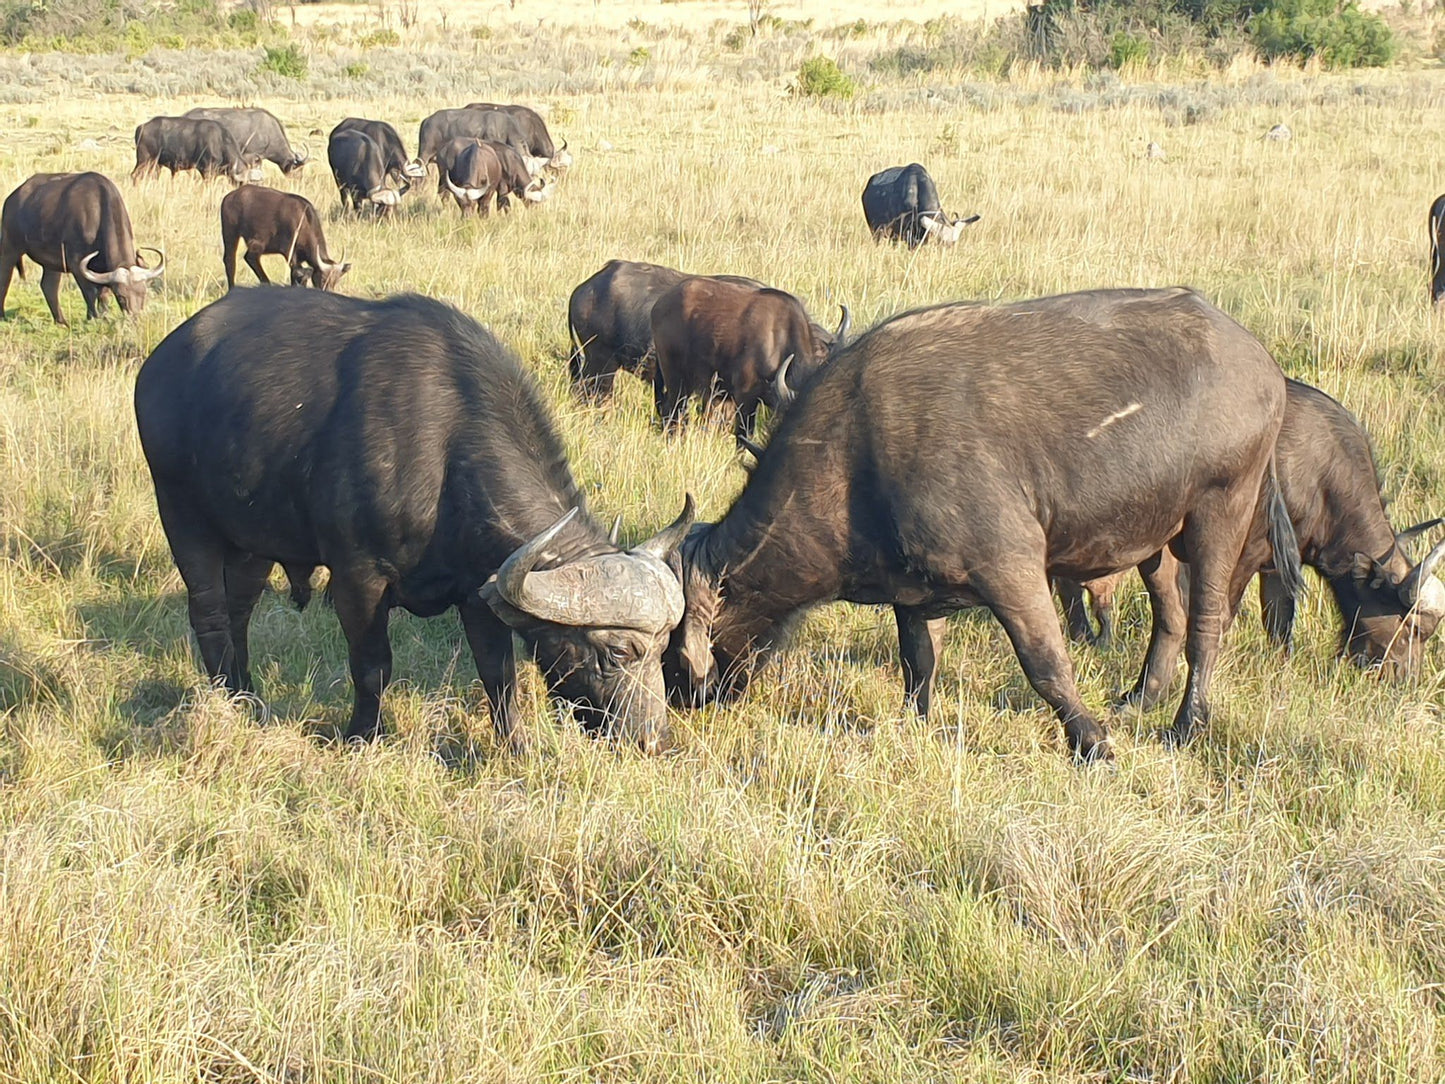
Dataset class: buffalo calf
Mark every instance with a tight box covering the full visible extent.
[220,185,349,291]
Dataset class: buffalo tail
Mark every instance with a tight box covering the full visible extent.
[1264,456,1304,599]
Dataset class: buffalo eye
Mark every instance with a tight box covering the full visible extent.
[600,642,637,671]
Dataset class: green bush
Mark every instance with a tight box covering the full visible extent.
[793,55,856,99]
[359,28,400,48]
[0,0,278,51]
[260,42,307,78]
[1250,0,1394,66]
[342,61,369,78]
[1109,29,1153,66]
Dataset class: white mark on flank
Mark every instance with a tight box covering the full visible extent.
[1086,401,1142,438]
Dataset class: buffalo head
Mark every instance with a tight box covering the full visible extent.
[79,247,164,313]
[292,251,350,291]
[1344,528,1445,679]
[919,211,980,245]
[481,496,695,752]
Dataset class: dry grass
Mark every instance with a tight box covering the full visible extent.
[4,29,1445,1083]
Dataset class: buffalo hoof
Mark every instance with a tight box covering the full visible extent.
[1067,721,1114,764]
[342,715,388,743]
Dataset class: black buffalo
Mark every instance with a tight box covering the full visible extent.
[1430,193,1445,304]
[134,288,695,751]
[134,116,263,183]
[668,288,1301,761]
[862,163,978,246]
[417,108,532,172]
[184,107,310,175]
[0,172,164,325]
[1058,379,1445,685]
[465,102,572,172]
[330,117,424,186]
[441,140,503,215]
[328,129,407,215]
[566,260,765,401]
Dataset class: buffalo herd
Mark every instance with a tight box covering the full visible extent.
[2,98,1443,762]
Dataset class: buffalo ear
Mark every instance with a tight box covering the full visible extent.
[1351,553,1394,591]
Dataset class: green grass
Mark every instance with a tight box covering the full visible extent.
[4,55,1445,1083]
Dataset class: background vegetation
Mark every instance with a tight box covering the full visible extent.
[4,2,1445,1082]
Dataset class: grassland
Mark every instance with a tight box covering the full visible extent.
[5,17,1445,1080]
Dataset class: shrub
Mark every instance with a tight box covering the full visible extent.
[470,25,492,40]
[628,45,650,65]
[342,61,369,78]
[260,42,307,78]
[359,28,401,48]
[793,55,856,99]
[1109,29,1153,66]
[1250,0,1394,67]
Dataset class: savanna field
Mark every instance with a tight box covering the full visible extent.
[9,3,1445,1079]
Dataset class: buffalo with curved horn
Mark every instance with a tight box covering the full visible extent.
[1057,378,1445,685]
[651,279,849,448]
[135,288,694,752]
[0,172,164,325]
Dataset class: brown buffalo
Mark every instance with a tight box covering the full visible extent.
[1059,378,1445,689]
[650,277,849,447]
[667,289,1301,760]
[220,185,349,291]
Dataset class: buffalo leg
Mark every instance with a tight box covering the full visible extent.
[895,605,945,717]
[328,569,392,741]
[39,268,67,325]
[459,599,523,754]
[154,489,244,690]
[224,553,275,693]
[977,564,1111,761]
[1090,576,1117,649]
[1057,577,1096,644]
[1118,550,1187,711]
[243,250,271,285]
[0,248,17,318]
[1166,487,1258,745]
[1259,571,1296,649]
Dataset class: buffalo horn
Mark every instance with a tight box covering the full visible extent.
[134,246,165,280]
[773,355,796,406]
[442,174,482,202]
[493,504,688,633]
[1400,537,1445,617]
[609,514,622,546]
[634,494,696,562]
[560,137,568,152]
[1397,517,1445,548]
[297,141,311,164]
[739,436,765,462]
[78,251,126,285]
[369,185,401,206]
[835,303,851,344]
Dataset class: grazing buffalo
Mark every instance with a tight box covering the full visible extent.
[1058,379,1445,686]
[134,116,263,183]
[651,277,849,446]
[328,129,407,215]
[330,117,425,185]
[134,288,694,751]
[417,108,532,172]
[1430,193,1445,305]
[0,172,164,325]
[667,288,1301,760]
[465,102,572,172]
[183,107,310,174]
[487,140,553,209]
[566,260,765,401]
[220,185,349,291]
[862,163,979,246]
[442,140,503,215]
